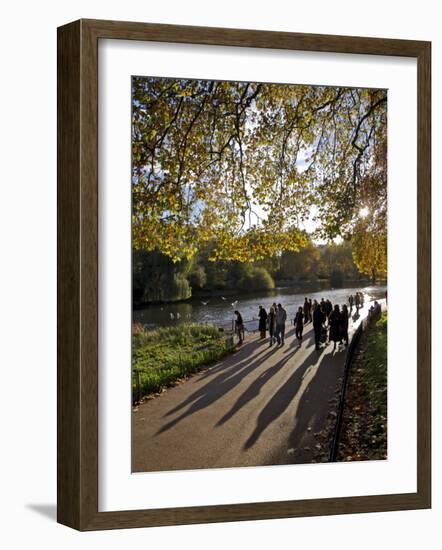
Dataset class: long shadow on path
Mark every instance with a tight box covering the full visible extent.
[197,338,272,382]
[163,338,269,419]
[243,347,326,450]
[216,344,303,427]
[156,341,279,435]
[285,345,346,457]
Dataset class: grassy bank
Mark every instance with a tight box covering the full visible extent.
[337,311,388,461]
[132,323,234,401]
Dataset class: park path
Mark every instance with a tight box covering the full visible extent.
[132,302,377,472]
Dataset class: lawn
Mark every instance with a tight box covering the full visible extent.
[132,323,234,401]
[337,310,388,461]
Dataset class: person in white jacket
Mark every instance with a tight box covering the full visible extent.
[274,303,287,346]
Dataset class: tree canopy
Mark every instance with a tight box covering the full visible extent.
[132,77,387,267]
[350,138,387,278]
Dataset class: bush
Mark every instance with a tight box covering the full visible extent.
[239,266,275,291]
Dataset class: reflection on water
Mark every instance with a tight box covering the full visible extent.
[133,283,387,331]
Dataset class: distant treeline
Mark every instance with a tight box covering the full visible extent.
[133,240,371,305]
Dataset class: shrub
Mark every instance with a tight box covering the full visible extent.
[239,266,275,291]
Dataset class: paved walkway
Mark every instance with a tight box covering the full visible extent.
[132,301,380,472]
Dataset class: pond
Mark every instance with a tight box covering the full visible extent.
[133,282,387,331]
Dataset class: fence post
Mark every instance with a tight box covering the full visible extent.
[136,369,141,403]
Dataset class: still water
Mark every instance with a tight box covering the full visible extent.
[133,283,387,331]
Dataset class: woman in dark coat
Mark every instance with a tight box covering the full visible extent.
[340,304,349,346]
[328,304,342,350]
[258,305,268,339]
[294,306,304,341]
[234,310,245,344]
[313,302,325,350]
[303,298,310,324]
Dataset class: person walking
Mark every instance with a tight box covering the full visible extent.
[268,306,276,346]
[303,297,310,324]
[234,310,245,344]
[313,302,325,350]
[308,298,313,321]
[341,304,349,346]
[348,294,354,312]
[275,303,287,346]
[329,304,342,351]
[355,292,360,310]
[294,306,304,342]
[258,305,268,339]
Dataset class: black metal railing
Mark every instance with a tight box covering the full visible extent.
[329,303,385,461]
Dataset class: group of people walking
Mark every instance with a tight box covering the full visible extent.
[292,297,349,350]
[310,300,349,351]
[258,303,287,346]
[235,303,288,346]
[348,291,364,312]
[234,291,371,351]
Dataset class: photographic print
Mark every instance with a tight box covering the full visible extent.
[131,76,388,472]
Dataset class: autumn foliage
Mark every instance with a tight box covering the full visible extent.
[132,77,387,275]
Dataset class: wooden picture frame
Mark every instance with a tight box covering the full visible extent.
[57,18,431,531]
